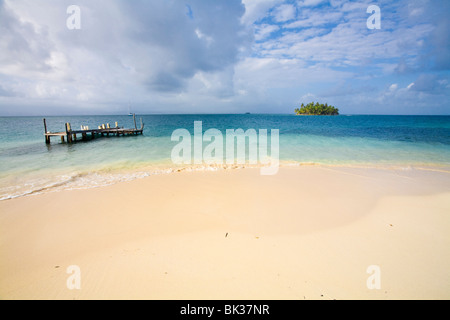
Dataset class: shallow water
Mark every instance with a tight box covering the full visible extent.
[1,114,449,200]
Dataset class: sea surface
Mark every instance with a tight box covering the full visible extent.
[1,114,450,200]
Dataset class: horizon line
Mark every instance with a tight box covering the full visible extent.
[1,113,450,117]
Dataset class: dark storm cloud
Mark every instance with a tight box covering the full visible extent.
[0,0,54,73]
[117,0,249,93]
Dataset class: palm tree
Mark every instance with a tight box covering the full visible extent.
[295,102,339,116]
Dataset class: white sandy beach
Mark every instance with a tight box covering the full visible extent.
[0,166,449,300]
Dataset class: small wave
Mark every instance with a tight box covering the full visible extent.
[0,175,76,201]
[0,164,253,200]
[1,161,449,201]
[0,168,173,201]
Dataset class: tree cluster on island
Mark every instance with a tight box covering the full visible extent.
[295,102,339,116]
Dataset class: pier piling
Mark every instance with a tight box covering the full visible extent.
[43,118,50,144]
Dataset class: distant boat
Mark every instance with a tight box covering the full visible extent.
[127,106,134,116]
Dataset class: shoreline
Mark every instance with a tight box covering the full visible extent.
[2,161,450,202]
[1,166,449,299]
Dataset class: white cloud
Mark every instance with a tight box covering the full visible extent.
[301,92,316,100]
[255,16,435,71]
[297,0,327,7]
[254,24,280,41]
[241,0,283,24]
[389,84,398,91]
[234,57,353,97]
[285,10,343,28]
[195,28,214,46]
[272,4,296,22]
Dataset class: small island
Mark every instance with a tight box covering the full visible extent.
[295,102,339,116]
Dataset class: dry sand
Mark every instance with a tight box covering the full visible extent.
[0,166,449,300]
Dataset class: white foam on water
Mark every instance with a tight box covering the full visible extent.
[1,161,449,201]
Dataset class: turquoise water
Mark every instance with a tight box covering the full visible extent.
[1,114,450,200]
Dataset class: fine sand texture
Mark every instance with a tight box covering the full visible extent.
[0,166,449,300]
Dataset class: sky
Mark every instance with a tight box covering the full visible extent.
[0,0,449,116]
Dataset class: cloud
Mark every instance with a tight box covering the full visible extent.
[272,4,296,22]
[319,81,377,98]
[234,57,354,106]
[254,2,435,74]
[389,84,398,91]
[241,0,283,24]
[297,0,327,7]
[110,0,249,93]
[254,24,280,41]
[0,0,56,77]
[323,81,449,115]
[429,11,450,70]
[0,0,449,115]
[0,0,251,111]
[409,74,450,94]
[0,84,14,97]
[285,10,343,28]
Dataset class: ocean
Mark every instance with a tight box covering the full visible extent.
[1,114,450,201]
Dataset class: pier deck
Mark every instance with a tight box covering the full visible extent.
[43,115,144,144]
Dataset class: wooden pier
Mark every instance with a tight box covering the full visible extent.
[43,115,144,144]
